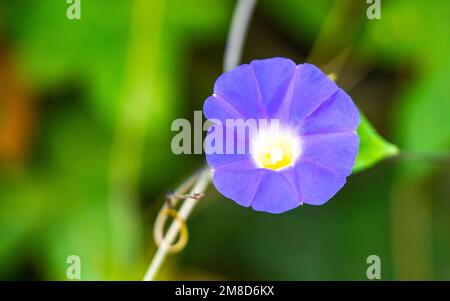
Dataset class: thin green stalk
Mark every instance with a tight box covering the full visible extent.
[108,0,166,279]
[143,0,258,281]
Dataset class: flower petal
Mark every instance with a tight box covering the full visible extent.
[250,58,296,118]
[300,132,359,177]
[294,160,346,205]
[213,167,301,213]
[203,95,245,121]
[205,123,257,171]
[299,89,360,135]
[275,63,338,124]
[212,169,266,207]
[251,170,301,213]
[211,64,266,120]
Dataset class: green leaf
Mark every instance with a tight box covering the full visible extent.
[353,112,399,173]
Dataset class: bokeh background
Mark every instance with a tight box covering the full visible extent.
[0,0,449,280]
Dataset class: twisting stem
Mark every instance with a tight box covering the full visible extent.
[143,168,212,281]
[223,0,258,72]
[142,0,258,281]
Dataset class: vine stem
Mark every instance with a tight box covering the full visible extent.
[142,0,258,281]
[223,0,258,72]
[143,168,212,281]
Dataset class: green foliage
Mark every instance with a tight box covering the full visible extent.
[0,0,230,280]
[353,113,398,173]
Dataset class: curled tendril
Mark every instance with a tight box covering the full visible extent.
[154,208,189,253]
[153,192,205,254]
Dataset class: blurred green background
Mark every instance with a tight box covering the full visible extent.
[0,0,449,280]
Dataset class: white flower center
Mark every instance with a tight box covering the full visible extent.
[251,127,301,171]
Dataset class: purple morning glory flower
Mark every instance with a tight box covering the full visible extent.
[203,57,360,214]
